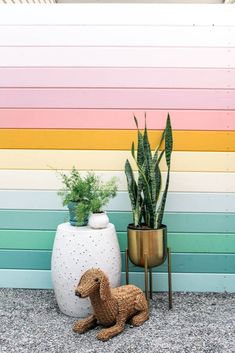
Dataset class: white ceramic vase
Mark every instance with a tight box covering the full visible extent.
[51,222,121,318]
[88,212,109,229]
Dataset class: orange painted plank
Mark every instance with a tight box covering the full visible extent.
[0,129,233,152]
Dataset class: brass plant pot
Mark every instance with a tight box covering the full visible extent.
[127,224,167,268]
[126,224,172,308]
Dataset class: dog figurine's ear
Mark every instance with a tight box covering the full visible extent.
[76,270,86,288]
[99,273,109,301]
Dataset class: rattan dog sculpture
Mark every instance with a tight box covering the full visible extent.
[73,268,149,341]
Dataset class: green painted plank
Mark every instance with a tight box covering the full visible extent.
[1,269,235,292]
[0,230,56,250]
[0,210,233,233]
[1,250,235,273]
[1,230,235,254]
[0,230,125,251]
[168,233,235,253]
[117,232,235,254]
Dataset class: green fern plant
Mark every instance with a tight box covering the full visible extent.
[58,167,118,224]
[125,114,173,229]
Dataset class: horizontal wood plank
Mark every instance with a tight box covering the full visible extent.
[0,170,234,193]
[0,109,234,130]
[1,229,235,253]
[0,25,233,47]
[0,4,233,26]
[0,47,233,68]
[0,190,234,212]
[0,150,231,172]
[0,211,232,233]
[1,68,234,89]
[1,269,235,292]
[1,89,235,109]
[0,250,234,273]
[0,129,234,152]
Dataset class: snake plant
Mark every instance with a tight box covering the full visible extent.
[125,114,173,229]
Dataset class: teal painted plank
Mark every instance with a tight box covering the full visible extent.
[0,210,68,230]
[0,190,234,212]
[1,269,235,292]
[1,250,235,273]
[0,250,51,270]
[123,253,235,274]
[0,210,233,233]
[2,230,235,254]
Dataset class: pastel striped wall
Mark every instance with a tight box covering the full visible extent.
[0,4,235,292]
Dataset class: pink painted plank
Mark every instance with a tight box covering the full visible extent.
[0,68,234,89]
[0,89,235,110]
[0,109,234,131]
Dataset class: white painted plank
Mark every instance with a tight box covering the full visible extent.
[0,190,234,212]
[1,269,235,292]
[0,47,232,68]
[0,170,234,193]
[0,4,234,26]
[0,25,232,47]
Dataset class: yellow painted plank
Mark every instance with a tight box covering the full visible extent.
[0,150,232,172]
[0,129,233,152]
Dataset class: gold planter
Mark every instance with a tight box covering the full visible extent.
[126,224,172,308]
[127,224,167,268]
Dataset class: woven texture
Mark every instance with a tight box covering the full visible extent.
[73,268,149,341]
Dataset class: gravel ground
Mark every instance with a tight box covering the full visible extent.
[0,289,234,353]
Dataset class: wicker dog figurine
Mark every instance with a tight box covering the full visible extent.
[73,268,149,341]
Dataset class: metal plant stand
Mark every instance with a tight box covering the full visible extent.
[125,247,173,309]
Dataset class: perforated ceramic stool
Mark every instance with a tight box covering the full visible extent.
[51,223,121,318]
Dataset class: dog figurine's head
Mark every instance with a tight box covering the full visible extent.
[75,268,109,301]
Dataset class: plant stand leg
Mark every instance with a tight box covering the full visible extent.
[149,267,153,299]
[167,247,173,310]
[144,253,148,301]
[125,249,129,285]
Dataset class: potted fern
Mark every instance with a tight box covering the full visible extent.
[125,114,173,269]
[58,168,98,226]
[58,168,118,228]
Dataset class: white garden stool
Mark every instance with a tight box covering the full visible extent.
[51,223,121,318]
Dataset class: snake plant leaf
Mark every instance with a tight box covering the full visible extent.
[133,115,139,129]
[137,129,145,167]
[125,159,137,209]
[165,113,173,168]
[155,161,162,204]
[143,124,155,195]
[125,159,138,225]
[131,142,135,160]
[156,170,170,228]
[156,114,173,228]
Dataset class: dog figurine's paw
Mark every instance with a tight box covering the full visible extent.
[96,330,111,342]
[73,321,87,334]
